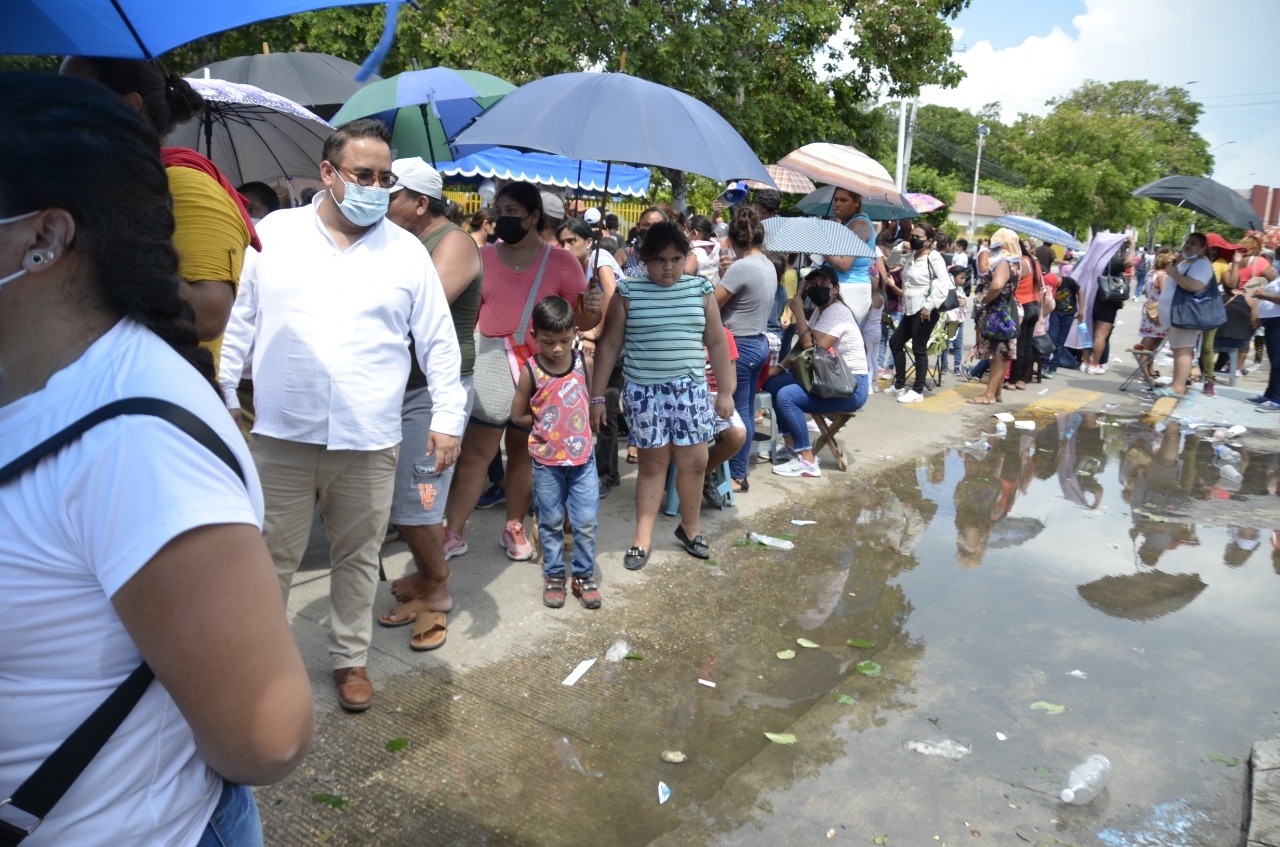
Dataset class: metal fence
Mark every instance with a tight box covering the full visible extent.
[443,190,652,233]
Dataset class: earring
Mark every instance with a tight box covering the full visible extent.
[30,252,44,265]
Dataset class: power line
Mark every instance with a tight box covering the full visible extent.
[912,127,1028,187]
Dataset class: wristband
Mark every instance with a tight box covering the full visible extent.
[589,397,607,405]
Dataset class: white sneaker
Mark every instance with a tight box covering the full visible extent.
[898,389,924,403]
[884,385,906,397]
[773,457,821,477]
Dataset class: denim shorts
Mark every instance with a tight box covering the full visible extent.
[623,376,715,448]
[389,378,473,526]
[197,782,262,847]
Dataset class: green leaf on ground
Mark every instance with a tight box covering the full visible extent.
[776,649,796,660]
[732,537,752,547]
[1030,700,1066,715]
[846,638,874,649]
[797,638,820,648]
[704,559,718,567]
[776,531,797,541]
[856,660,883,677]
[312,794,348,811]
[1034,766,1053,777]
[833,693,857,706]
[1015,827,1073,846]
[1205,752,1240,766]
[764,732,797,745]
[385,737,408,752]
[874,836,888,845]
[624,652,645,661]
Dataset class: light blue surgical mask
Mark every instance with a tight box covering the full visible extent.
[0,210,40,290]
[331,173,390,227]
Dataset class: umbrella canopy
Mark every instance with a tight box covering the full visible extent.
[745,164,816,195]
[437,148,651,197]
[762,217,875,258]
[991,214,1083,250]
[1131,175,1263,230]
[5,0,379,59]
[168,78,332,186]
[188,52,379,121]
[987,516,1045,549]
[905,192,945,214]
[332,67,515,166]
[795,185,916,221]
[779,143,914,218]
[1077,570,1207,622]
[451,72,774,185]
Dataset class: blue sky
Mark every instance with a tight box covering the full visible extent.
[918,0,1280,192]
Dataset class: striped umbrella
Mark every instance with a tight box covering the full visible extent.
[905,192,944,214]
[762,217,875,258]
[780,142,911,204]
[745,164,816,194]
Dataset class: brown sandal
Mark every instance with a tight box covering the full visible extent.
[626,447,639,464]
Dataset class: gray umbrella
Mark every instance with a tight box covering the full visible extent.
[1131,175,1262,230]
[1077,570,1207,622]
[188,53,379,121]
[762,217,875,258]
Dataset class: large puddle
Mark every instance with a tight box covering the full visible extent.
[261,412,1280,846]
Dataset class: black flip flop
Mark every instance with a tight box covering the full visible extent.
[623,546,649,570]
[674,525,711,559]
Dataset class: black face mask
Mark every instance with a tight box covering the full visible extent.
[485,232,499,244]
[909,237,926,252]
[495,215,529,244]
[808,285,832,307]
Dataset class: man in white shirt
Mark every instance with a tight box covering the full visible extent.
[219,120,467,712]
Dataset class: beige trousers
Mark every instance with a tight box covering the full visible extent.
[249,434,398,671]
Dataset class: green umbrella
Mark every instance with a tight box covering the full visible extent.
[331,68,514,165]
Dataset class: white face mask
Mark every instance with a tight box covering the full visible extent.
[0,210,40,290]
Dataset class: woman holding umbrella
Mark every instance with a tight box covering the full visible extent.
[825,188,877,325]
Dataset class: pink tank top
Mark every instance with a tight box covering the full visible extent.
[527,351,593,467]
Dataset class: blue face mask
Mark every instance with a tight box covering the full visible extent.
[331,172,390,227]
[0,210,40,290]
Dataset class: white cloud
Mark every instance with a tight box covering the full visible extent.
[917,0,1280,190]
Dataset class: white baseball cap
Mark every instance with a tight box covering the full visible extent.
[540,191,565,221]
[389,157,443,199]
[584,207,602,225]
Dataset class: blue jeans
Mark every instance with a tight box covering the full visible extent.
[197,782,263,847]
[879,311,902,369]
[939,321,964,372]
[532,459,598,579]
[1047,311,1074,373]
[763,371,868,452]
[730,334,769,479]
[1264,317,1280,403]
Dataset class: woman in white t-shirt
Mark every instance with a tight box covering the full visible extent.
[762,266,869,478]
[0,75,312,847]
[1158,232,1217,399]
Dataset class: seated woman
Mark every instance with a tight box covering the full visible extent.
[762,266,870,478]
[590,222,735,566]
[0,73,311,847]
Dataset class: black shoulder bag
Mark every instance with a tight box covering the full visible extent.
[0,398,244,846]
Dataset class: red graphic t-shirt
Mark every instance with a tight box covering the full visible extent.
[526,351,593,467]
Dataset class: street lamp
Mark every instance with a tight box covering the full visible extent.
[1209,141,1236,154]
[969,123,990,236]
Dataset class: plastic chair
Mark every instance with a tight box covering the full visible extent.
[754,391,780,464]
[662,458,733,516]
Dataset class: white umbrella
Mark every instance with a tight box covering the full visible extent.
[762,217,875,258]
[780,143,915,220]
[168,78,333,186]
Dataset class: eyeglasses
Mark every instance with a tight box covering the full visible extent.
[332,163,398,189]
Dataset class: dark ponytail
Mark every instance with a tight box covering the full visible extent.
[0,73,217,394]
[61,57,205,139]
[728,204,765,252]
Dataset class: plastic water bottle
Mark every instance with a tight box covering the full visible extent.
[1214,445,1241,465]
[994,421,1008,437]
[748,532,794,551]
[1060,754,1112,804]
[1077,321,1093,349]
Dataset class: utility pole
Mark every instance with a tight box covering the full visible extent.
[894,99,909,190]
[969,123,990,237]
[900,97,919,193]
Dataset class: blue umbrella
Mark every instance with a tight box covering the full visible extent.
[437,148,651,198]
[795,185,916,221]
[991,215,1082,250]
[4,0,383,60]
[451,72,773,186]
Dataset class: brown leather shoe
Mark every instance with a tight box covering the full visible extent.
[333,666,374,712]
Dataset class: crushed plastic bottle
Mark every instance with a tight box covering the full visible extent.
[1214,445,1241,465]
[1060,753,1112,804]
[605,639,630,663]
[1226,425,1247,438]
[748,532,795,551]
[993,421,1008,437]
[1219,464,1243,484]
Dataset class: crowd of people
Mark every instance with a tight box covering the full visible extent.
[4,61,1280,847]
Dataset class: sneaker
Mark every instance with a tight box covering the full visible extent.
[501,523,535,561]
[443,529,469,561]
[1043,371,1055,379]
[598,480,609,500]
[476,483,506,510]
[571,575,602,609]
[773,456,821,477]
[1203,381,1215,397]
[1237,369,1247,377]
[806,418,821,432]
[883,385,906,397]
[953,368,962,376]
[1258,401,1280,414]
[1247,395,1268,404]
[898,389,924,404]
[543,576,566,608]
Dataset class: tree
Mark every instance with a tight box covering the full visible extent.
[978,180,1050,218]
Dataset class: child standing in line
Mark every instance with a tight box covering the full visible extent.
[511,296,602,609]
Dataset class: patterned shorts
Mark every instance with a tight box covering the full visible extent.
[623,377,715,449]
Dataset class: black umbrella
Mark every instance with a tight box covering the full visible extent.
[188,52,380,121]
[1077,570,1207,622]
[1131,175,1262,230]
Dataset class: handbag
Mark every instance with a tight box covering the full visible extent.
[980,285,1019,342]
[1032,333,1056,359]
[809,341,856,398]
[925,253,959,312]
[788,344,816,393]
[1170,262,1227,330]
[0,399,245,847]
[1097,274,1130,304]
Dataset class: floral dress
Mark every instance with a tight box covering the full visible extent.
[971,259,1019,361]
[1138,271,1166,339]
